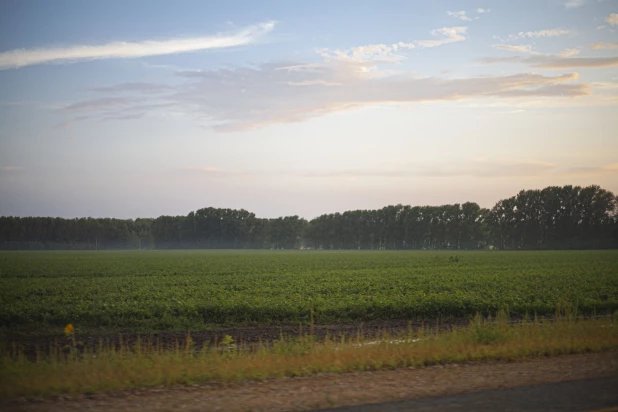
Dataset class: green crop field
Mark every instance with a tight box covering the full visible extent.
[1,250,617,334]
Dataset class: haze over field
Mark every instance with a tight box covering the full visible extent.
[1,0,617,219]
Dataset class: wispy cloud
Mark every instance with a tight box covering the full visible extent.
[92,82,172,94]
[510,28,571,39]
[316,26,466,65]
[59,18,607,133]
[493,44,540,54]
[67,60,588,132]
[564,0,586,8]
[559,48,580,57]
[183,166,226,173]
[318,44,406,64]
[417,27,467,48]
[478,56,524,64]
[527,56,618,69]
[486,55,618,69]
[0,21,275,69]
[476,8,490,13]
[482,48,618,69]
[447,11,472,21]
[607,13,618,26]
[64,97,131,112]
[182,166,249,178]
[2,166,23,172]
[298,160,556,179]
[100,112,146,122]
[590,41,618,50]
[176,159,618,180]
[565,163,618,176]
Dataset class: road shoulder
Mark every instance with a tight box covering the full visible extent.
[5,351,618,412]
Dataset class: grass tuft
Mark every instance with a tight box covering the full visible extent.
[1,315,617,399]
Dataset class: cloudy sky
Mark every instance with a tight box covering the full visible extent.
[0,0,617,219]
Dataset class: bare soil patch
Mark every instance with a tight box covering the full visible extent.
[4,351,617,412]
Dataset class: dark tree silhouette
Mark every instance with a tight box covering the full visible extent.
[1,185,616,250]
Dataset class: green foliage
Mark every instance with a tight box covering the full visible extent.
[1,185,616,251]
[1,250,618,333]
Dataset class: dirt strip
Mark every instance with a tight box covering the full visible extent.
[4,351,618,412]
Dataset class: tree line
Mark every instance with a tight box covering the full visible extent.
[1,185,617,250]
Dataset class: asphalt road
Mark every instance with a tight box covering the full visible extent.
[317,376,618,412]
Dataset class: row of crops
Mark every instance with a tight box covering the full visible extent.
[1,250,617,333]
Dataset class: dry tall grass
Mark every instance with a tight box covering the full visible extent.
[1,315,617,398]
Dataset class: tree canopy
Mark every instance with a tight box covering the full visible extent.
[1,185,616,250]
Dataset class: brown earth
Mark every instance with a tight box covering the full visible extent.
[3,351,617,412]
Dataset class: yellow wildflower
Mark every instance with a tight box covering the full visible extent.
[64,323,74,334]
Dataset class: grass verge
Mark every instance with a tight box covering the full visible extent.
[1,315,617,399]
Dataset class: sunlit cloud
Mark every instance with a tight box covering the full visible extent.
[508,28,571,41]
[65,59,589,132]
[559,48,580,57]
[447,11,472,21]
[493,44,540,54]
[607,13,618,26]
[565,163,618,176]
[297,160,557,179]
[590,41,618,50]
[316,26,466,65]
[318,44,406,64]
[0,21,275,69]
[57,16,614,133]
[174,159,618,180]
[417,27,467,48]
[481,52,618,69]
[528,55,618,69]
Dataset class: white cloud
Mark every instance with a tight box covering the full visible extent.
[493,44,540,54]
[481,54,618,69]
[511,29,571,39]
[0,21,275,69]
[590,41,618,50]
[564,0,586,8]
[315,26,466,65]
[597,25,606,30]
[65,57,589,132]
[417,27,467,48]
[447,11,472,21]
[607,13,618,26]
[528,56,618,69]
[318,44,405,63]
[559,48,580,57]
[392,42,416,50]
[476,8,490,13]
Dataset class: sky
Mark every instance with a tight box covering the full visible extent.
[0,0,617,219]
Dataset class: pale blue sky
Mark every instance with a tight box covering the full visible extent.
[1,0,617,218]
